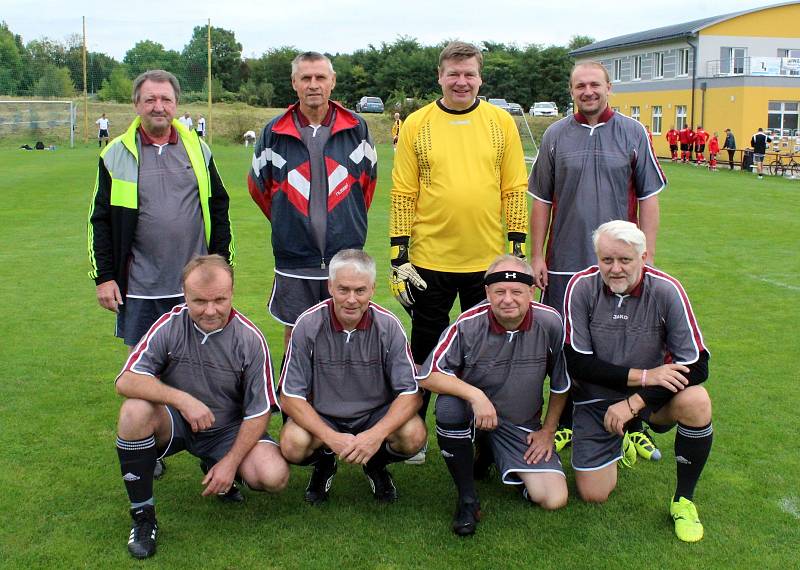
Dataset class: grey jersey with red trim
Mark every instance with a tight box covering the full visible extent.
[563,265,708,403]
[418,301,569,429]
[528,111,666,274]
[120,305,278,430]
[280,299,418,419]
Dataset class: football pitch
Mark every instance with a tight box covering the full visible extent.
[0,144,798,568]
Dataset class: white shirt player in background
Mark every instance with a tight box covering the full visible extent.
[243,130,256,147]
[197,115,206,138]
[96,113,110,148]
[178,112,193,130]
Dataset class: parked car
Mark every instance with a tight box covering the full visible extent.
[356,96,384,113]
[530,102,559,117]
[507,102,524,116]
[488,98,511,112]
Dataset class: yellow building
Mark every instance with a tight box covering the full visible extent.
[570,2,800,158]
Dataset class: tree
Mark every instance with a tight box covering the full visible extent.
[0,23,23,94]
[34,64,75,97]
[182,26,243,93]
[568,35,595,52]
[247,47,300,108]
[239,78,275,107]
[98,66,133,103]
[123,40,183,83]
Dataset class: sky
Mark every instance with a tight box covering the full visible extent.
[3,0,777,60]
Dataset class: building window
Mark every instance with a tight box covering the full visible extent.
[613,59,622,82]
[633,56,642,80]
[651,106,662,134]
[678,49,690,76]
[768,101,799,136]
[723,47,747,75]
[676,105,687,130]
[631,106,640,122]
[654,52,664,78]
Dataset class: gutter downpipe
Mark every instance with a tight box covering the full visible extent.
[688,35,698,128]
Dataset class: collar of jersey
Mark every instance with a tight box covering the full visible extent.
[574,106,614,125]
[327,299,373,332]
[487,305,533,334]
[602,270,645,298]
[436,98,480,115]
[138,125,178,145]
[295,104,335,128]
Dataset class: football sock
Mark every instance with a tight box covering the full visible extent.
[299,447,335,467]
[365,443,403,472]
[628,417,644,433]
[437,421,476,501]
[117,435,157,507]
[673,422,713,501]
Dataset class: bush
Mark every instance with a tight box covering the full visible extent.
[98,67,132,103]
[34,65,75,98]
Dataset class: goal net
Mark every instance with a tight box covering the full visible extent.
[0,100,76,148]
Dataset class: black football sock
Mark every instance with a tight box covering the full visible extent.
[674,422,713,501]
[117,435,157,507]
[436,421,476,501]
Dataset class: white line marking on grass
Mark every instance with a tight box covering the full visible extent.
[752,277,800,292]
[779,497,800,519]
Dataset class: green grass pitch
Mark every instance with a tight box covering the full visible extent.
[0,144,798,568]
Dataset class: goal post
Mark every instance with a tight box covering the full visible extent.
[0,100,76,148]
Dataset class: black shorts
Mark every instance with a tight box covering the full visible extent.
[571,399,673,471]
[407,267,486,363]
[116,296,184,346]
[694,144,705,153]
[160,405,277,463]
[98,129,109,138]
[669,144,678,152]
[268,273,330,326]
[318,403,391,434]
[680,143,690,151]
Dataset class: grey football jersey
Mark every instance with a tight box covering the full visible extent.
[529,110,666,274]
[418,301,569,430]
[120,306,278,430]
[564,265,708,403]
[280,300,418,419]
[128,135,207,298]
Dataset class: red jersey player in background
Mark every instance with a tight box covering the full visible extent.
[708,132,720,171]
[666,126,679,161]
[679,125,695,163]
[694,126,709,165]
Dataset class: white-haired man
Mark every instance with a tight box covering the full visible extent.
[249,52,377,350]
[418,255,569,536]
[563,220,713,543]
[279,250,427,505]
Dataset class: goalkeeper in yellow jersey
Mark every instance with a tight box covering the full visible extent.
[389,42,529,463]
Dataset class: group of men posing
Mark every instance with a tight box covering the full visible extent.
[87,43,714,560]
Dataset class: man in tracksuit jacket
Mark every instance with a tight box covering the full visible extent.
[248,51,378,350]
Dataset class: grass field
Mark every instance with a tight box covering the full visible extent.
[0,143,798,569]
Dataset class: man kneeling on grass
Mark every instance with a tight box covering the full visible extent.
[417,255,570,536]
[279,249,427,504]
[564,220,713,542]
[114,255,289,559]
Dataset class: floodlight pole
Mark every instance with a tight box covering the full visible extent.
[82,16,88,145]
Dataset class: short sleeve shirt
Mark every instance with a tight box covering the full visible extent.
[127,129,207,298]
[280,300,418,419]
[119,305,278,431]
[418,301,569,429]
[528,110,666,274]
[563,265,708,403]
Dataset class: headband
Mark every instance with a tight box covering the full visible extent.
[484,270,534,286]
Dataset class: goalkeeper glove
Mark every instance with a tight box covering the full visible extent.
[389,238,427,308]
[508,232,527,259]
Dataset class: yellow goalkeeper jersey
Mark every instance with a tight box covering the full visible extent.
[390,99,528,272]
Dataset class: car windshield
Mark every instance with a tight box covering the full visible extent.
[535,103,555,108]
[366,98,381,103]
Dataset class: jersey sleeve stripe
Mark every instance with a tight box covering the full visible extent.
[369,302,420,383]
[421,303,490,379]
[646,269,708,361]
[119,305,187,380]
[278,301,329,392]
[563,266,599,352]
[635,119,667,195]
[234,313,279,411]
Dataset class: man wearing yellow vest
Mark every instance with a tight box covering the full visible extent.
[88,69,234,352]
